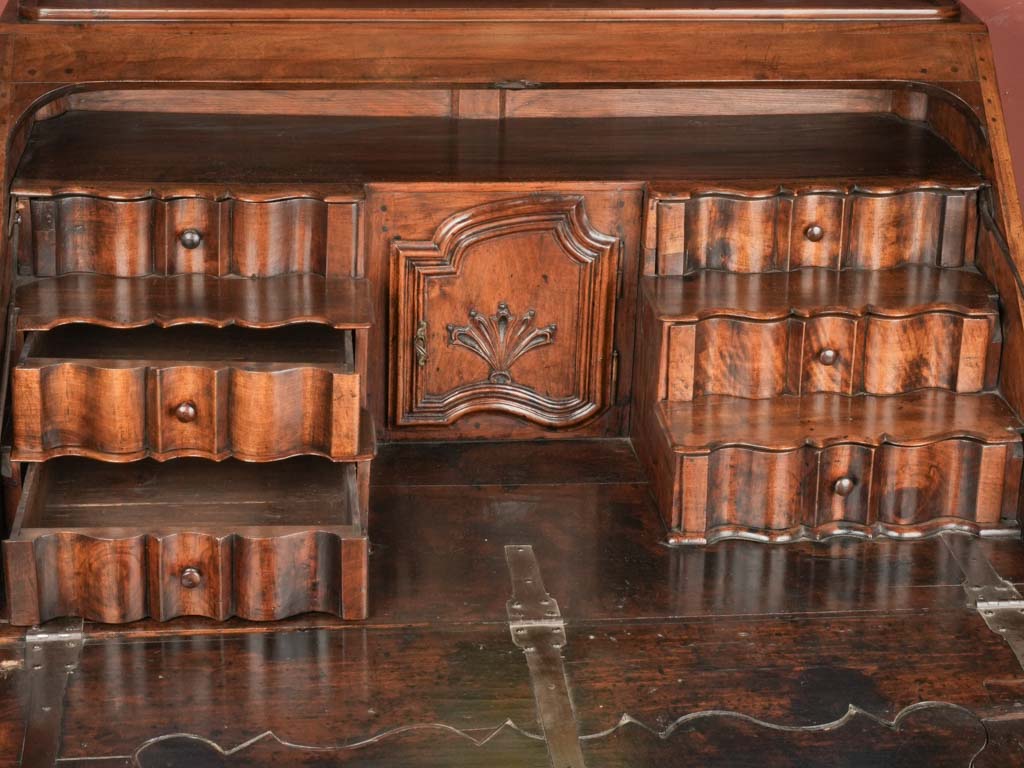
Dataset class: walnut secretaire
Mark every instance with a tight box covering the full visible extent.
[0,0,1021,624]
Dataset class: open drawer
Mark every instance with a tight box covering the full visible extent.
[12,323,362,461]
[3,456,369,625]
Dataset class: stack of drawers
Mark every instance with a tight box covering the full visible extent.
[634,185,1024,543]
[2,195,374,624]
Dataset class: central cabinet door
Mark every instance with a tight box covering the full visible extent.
[390,195,622,428]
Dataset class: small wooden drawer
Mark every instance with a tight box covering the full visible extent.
[12,324,362,461]
[3,456,370,625]
[655,392,1023,544]
[665,311,999,398]
[674,436,1022,543]
[15,195,359,278]
[650,187,978,274]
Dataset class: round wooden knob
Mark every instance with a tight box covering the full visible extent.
[805,224,825,242]
[179,229,203,249]
[174,401,197,423]
[833,477,856,497]
[180,567,202,589]
[818,348,839,366]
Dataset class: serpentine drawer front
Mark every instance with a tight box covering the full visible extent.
[12,324,362,462]
[653,392,1024,544]
[2,457,370,624]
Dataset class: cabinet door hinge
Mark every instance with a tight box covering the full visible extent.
[616,240,625,297]
[611,349,620,396]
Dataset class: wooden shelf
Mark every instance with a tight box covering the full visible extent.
[657,390,1021,453]
[643,266,999,322]
[15,274,374,331]
[18,0,961,22]
[13,112,981,195]
[20,456,361,531]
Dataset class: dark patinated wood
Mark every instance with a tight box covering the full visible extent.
[12,112,979,193]
[0,6,1023,765]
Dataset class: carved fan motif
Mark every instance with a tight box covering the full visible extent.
[390,194,621,428]
[446,303,557,385]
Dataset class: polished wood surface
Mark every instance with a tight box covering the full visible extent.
[648,392,1023,542]
[648,187,979,274]
[657,391,1020,452]
[17,0,963,22]
[644,267,998,322]
[15,196,361,278]
[14,275,374,331]
[12,112,979,193]
[1,5,1024,765]
[390,195,620,429]
[4,456,368,624]
[3,441,1024,766]
[643,268,1001,398]
[12,325,362,462]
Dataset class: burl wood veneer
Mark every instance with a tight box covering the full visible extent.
[1,0,1023,622]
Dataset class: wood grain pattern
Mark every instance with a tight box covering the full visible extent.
[4,21,982,88]
[16,0,963,22]
[390,195,620,429]
[11,113,980,195]
[650,392,1023,543]
[3,457,368,625]
[667,312,998,398]
[15,274,374,330]
[16,196,358,278]
[644,268,1001,399]
[650,188,978,275]
[12,325,362,461]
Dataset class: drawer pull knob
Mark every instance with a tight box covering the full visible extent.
[179,229,203,249]
[180,567,202,589]
[833,477,856,497]
[805,224,825,242]
[818,348,839,366]
[174,401,198,423]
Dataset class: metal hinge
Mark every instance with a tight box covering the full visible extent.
[6,205,21,239]
[943,532,1024,670]
[21,618,84,768]
[610,349,620,397]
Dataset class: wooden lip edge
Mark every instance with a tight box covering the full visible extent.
[651,304,1000,323]
[658,394,1024,452]
[11,407,378,463]
[668,428,1024,453]
[16,358,356,372]
[12,179,985,202]
[10,524,366,540]
[642,272,1001,323]
[11,183,366,203]
[14,275,376,331]
[17,315,375,331]
[666,517,1020,545]
[17,2,962,23]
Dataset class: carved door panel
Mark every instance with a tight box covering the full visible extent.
[391,195,621,428]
